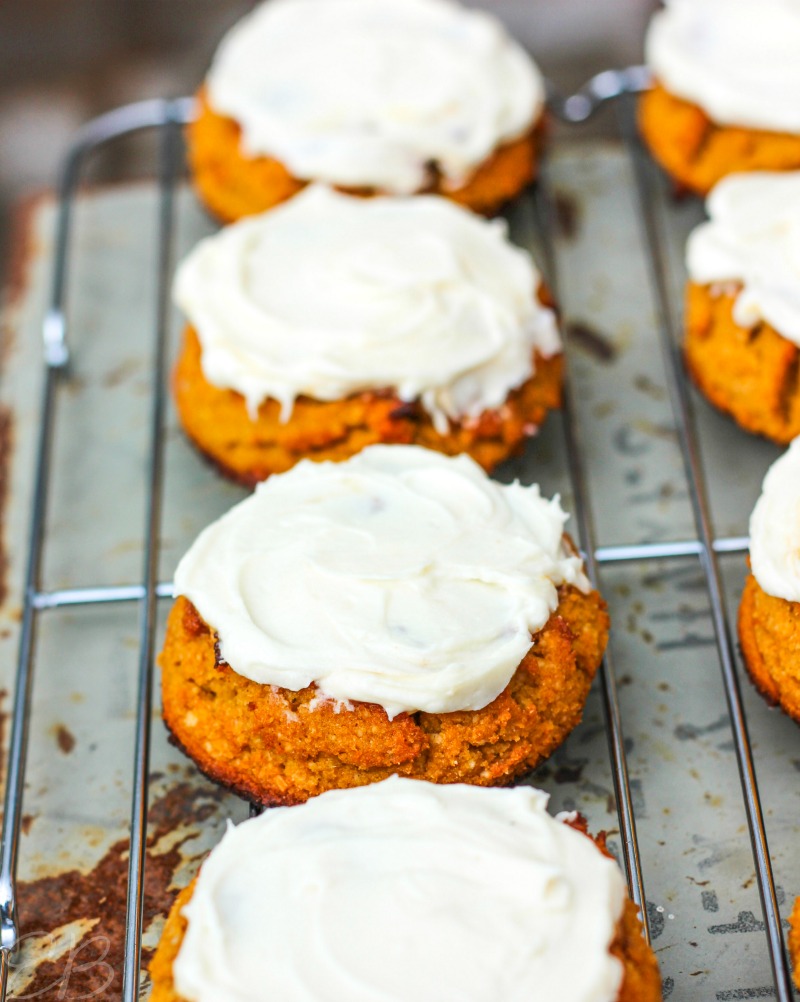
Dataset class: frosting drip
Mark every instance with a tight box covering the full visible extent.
[204,0,544,193]
[173,778,626,1002]
[750,437,800,603]
[686,172,800,345]
[646,0,800,133]
[173,185,560,430]
[173,445,589,717]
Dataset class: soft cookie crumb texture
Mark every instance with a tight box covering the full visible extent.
[684,282,800,444]
[159,585,609,806]
[174,326,563,486]
[738,573,800,722]
[639,83,800,196]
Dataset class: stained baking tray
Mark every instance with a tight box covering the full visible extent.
[0,81,797,1001]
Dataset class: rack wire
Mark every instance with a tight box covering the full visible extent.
[0,72,794,1001]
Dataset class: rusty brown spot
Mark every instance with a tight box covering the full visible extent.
[1,192,51,323]
[553,191,580,240]
[21,814,35,836]
[0,688,8,777]
[102,358,141,389]
[55,725,76,755]
[0,408,14,609]
[14,783,225,1000]
[566,320,618,363]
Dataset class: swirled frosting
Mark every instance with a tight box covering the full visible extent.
[173,185,560,431]
[173,445,589,718]
[646,0,800,133]
[686,172,800,345]
[173,777,627,1002]
[750,438,800,603]
[204,0,544,193]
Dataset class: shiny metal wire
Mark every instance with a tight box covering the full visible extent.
[0,70,791,999]
[614,90,794,1001]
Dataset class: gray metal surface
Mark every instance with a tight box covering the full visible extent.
[0,108,797,1000]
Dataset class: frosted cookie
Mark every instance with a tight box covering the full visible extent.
[790,898,800,990]
[173,186,562,485]
[188,0,546,220]
[683,171,800,442]
[639,0,800,195]
[150,778,661,1002]
[159,446,609,806]
[739,438,800,721]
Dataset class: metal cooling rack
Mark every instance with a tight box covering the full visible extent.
[0,71,795,1001]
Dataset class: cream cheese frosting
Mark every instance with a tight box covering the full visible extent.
[204,0,545,194]
[646,0,800,134]
[750,437,800,603]
[173,445,589,718]
[173,184,561,431]
[686,172,800,345]
[173,777,627,1002]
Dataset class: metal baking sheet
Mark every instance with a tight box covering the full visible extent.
[0,138,797,1000]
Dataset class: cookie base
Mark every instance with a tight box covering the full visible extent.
[638,83,800,196]
[738,573,800,724]
[187,88,543,222]
[684,282,800,444]
[159,582,609,807]
[174,325,563,486]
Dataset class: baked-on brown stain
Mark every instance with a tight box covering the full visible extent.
[553,191,580,240]
[55,724,76,755]
[12,782,225,1000]
[566,321,618,363]
[2,193,49,321]
[0,408,14,609]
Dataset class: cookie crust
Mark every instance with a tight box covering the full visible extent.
[684,282,800,444]
[738,573,800,723]
[174,325,563,486]
[789,897,800,990]
[159,582,609,807]
[187,89,543,222]
[638,83,800,196]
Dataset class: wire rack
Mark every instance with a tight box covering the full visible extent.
[0,72,795,1001]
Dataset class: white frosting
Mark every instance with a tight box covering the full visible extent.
[646,0,800,133]
[750,437,800,603]
[173,185,560,431]
[686,172,800,345]
[173,445,589,718]
[173,777,627,1002]
[205,0,544,193]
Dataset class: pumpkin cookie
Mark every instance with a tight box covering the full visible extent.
[173,186,562,485]
[150,779,660,1002]
[640,1,800,194]
[159,446,609,806]
[188,0,546,220]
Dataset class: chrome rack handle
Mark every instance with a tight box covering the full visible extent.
[547,65,652,124]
